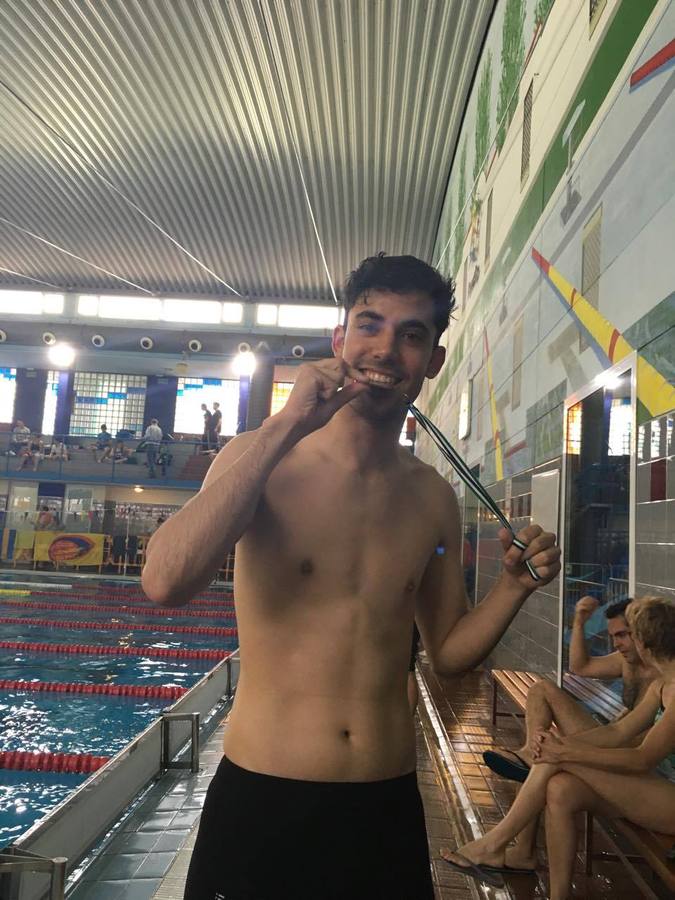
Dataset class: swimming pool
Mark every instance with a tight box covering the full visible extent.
[0,580,237,848]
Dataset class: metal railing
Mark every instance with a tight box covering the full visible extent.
[0,431,221,487]
[5,653,238,900]
[0,849,66,900]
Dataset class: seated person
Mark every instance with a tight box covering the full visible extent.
[49,440,70,461]
[9,419,30,455]
[91,424,112,462]
[113,428,135,460]
[483,596,657,783]
[442,596,675,898]
[16,433,44,471]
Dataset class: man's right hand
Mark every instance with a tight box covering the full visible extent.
[276,360,371,438]
[574,595,599,625]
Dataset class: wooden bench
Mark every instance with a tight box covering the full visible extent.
[489,669,675,898]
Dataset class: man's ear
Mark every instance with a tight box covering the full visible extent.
[332,324,345,356]
[426,345,445,379]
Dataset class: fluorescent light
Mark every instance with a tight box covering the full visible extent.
[256,304,278,325]
[77,295,100,316]
[222,302,243,323]
[231,351,256,377]
[48,343,76,367]
[0,291,63,315]
[277,305,340,329]
[98,296,162,320]
[42,294,64,314]
[162,299,222,324]
[134,485,144,493]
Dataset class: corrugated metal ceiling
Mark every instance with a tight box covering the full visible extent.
[0,0,494,302]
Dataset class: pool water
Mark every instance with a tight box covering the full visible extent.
[0,583,236,847]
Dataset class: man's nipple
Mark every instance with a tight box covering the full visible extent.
[300,559,314,575]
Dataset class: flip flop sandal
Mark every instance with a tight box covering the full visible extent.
[482,749,531,783]
[482,862,537,877]
[441,851,505,888]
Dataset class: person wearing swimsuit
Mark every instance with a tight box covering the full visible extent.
[442,595,675,899]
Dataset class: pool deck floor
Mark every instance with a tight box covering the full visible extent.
[67,664,668,899]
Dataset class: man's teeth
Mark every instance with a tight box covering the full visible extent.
[363,370,397,385]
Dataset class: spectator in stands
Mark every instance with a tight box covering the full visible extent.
[143,419,163,478]
[212,402,222,445]
[16,433,44,471]
[93,424,112,462]
[442,596,675,898]
[483,597,657,785]
[114,428,135,460]
[201,403,214,450]
[49,440,70,462]
[9,419,30,455]
[37,505,55,530]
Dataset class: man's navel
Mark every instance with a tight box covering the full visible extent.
[300,558,314,575]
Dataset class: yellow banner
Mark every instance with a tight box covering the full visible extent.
[34,532,104,566]
[1,529,35,561]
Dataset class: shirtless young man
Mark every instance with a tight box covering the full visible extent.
[142,254,561,900]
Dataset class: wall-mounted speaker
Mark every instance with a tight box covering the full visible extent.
[140,336,154,350]
[237,341,252,354]
[0,329,6,343]
[91,334,106,348]
[291,345,305,359]
[42,332,57,346]
[188,339,202,353]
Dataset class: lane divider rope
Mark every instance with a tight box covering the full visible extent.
[26,589,234,607]
[0,616,236,637]
[0,750,109,773]
[0,640,227,660]
[0,599,235,619]
[0,679,186,699]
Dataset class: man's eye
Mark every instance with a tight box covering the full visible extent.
[404,331,423,342]
[358,323,376,333]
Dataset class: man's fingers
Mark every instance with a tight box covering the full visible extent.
[323,380,369,413]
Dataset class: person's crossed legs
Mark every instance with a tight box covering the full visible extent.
[484,680,598,869]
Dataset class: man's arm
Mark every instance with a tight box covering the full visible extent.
[569,596,623,679]
[142,360,369,606]
[415,481,561,676]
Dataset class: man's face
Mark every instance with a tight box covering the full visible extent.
[608,616,638,662]
[332,289,445,422]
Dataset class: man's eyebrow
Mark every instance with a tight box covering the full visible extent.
[352,310,431,333]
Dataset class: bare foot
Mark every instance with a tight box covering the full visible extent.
[440,838,505,869]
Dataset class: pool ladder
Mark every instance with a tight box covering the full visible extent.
[0,847,66,899]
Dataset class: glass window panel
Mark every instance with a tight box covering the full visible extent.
[42,294,64,314]
[277,305,340,329]
[98,296,161,320]
[77,295,99,316]
[270,382,294,417]
[162,299,222,324]
[0,368,17,424]
[256,304,278,325]
[70,372,147,436]
[222,302,243,323]
[0,292,43,315]
[174,377,240,436]
[42,370,60,436]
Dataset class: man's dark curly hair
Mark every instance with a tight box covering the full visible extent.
[343,253,455,344]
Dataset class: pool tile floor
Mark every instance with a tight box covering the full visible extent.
[70,664,668,899]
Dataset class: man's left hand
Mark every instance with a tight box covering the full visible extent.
[498,524,560,591]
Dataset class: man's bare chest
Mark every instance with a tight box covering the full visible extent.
[242,467,440,598]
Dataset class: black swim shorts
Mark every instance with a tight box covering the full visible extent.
[183,755,434,900]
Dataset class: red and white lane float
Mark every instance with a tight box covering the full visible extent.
[0,679,186,699]
[0,750,109,773]
[0,616,236,637]
[0,599,235,619]
[0,640,226,660]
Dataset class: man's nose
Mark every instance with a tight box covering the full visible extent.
[371,330,398,360]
